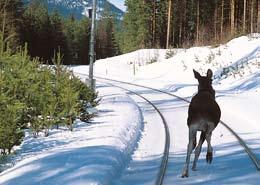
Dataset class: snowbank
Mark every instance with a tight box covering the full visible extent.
[0,85,144,185]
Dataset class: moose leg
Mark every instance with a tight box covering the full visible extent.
[192,131,206,171]
[206,132,213,163]
[182,128,196,178]
[192,137,197,150]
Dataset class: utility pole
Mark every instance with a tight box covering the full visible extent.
[89,0,97,91]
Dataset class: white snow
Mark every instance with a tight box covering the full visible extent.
[1,34,260,184]
[0,86,143,185]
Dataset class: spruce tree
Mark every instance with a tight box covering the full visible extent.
[50,10,68,64]
[22,1,52,62]
[96,3,119,59]
[62,16,90,65]
[0,35,25,153]
[0,99,24,154]
[36,67,57,136]
[71,76,99,122]
[122,0,150,52]
[0,0,24,50]
[59,72,79,131]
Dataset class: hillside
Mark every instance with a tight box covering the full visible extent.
[23,0,124,19]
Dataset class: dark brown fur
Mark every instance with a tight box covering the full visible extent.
[182,69,221,178]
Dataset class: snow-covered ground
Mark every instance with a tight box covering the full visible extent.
[0,34,260,184]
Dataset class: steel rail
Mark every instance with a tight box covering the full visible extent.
[100,81,170,185]
[92,75,260,171]
[75,73,189,103]
[75,72,260,173]
[220,121,260,170]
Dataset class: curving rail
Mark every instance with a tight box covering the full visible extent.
[220,121,260,170]
[98,81,170,185]
[78,73,260,171]
[75,72,260,184]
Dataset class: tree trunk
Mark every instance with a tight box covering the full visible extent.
[183,0,187,44]
[8,148,11,155]
[243,0,247,33]
[178,0,183,46]
[172,27,175,46]
[69,116,73,131]
[166,0,172,49]
[214,0,218,41]
[152,0,156,46]
[250,0,255,33]
[196,0,200,45]
[257,0,260,32]
[230,0,235,36]
[220,0,224,40]
[179,17,182,46]
[44,128,49,137]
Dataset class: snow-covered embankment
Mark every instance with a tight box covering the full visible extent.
[0,85,144,185]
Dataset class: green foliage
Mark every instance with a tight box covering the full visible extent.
[22,1,59,62]
[1,0,121,64]
[63,16,90,65]
[96,4,119,59]
[122,0,150,52]
[121,0,168,52]
[71,76,99,122]
[60,76,78,131]
[0,99,24,155]
[0,0,24,50]
[0,33,98,155]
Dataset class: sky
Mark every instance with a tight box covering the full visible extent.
[107,0,126,11]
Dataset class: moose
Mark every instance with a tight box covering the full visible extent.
[181,69,221,178]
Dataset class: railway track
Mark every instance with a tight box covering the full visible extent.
[91,75,260,171]
[99,81,170,185]
[75,72,260,184]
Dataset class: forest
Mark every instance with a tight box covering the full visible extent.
[122,0,260,52]
[0,0,119,65]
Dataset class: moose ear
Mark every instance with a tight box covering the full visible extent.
[193,69,201,79]
[207,69,213,79]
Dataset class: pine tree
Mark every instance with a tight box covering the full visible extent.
[0,35,26,153]
[122,0,150,52]
[22,1,53,62]
[71,76,99,122]
[36,67,57,136]
[77,18,91,65]
[60,72,79,131]
[0,99,24,154]
[63,16,91,65]
[50,10,68,64]
[0,0,24,50]
[154,1,168,47]
[96,5,119,59]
